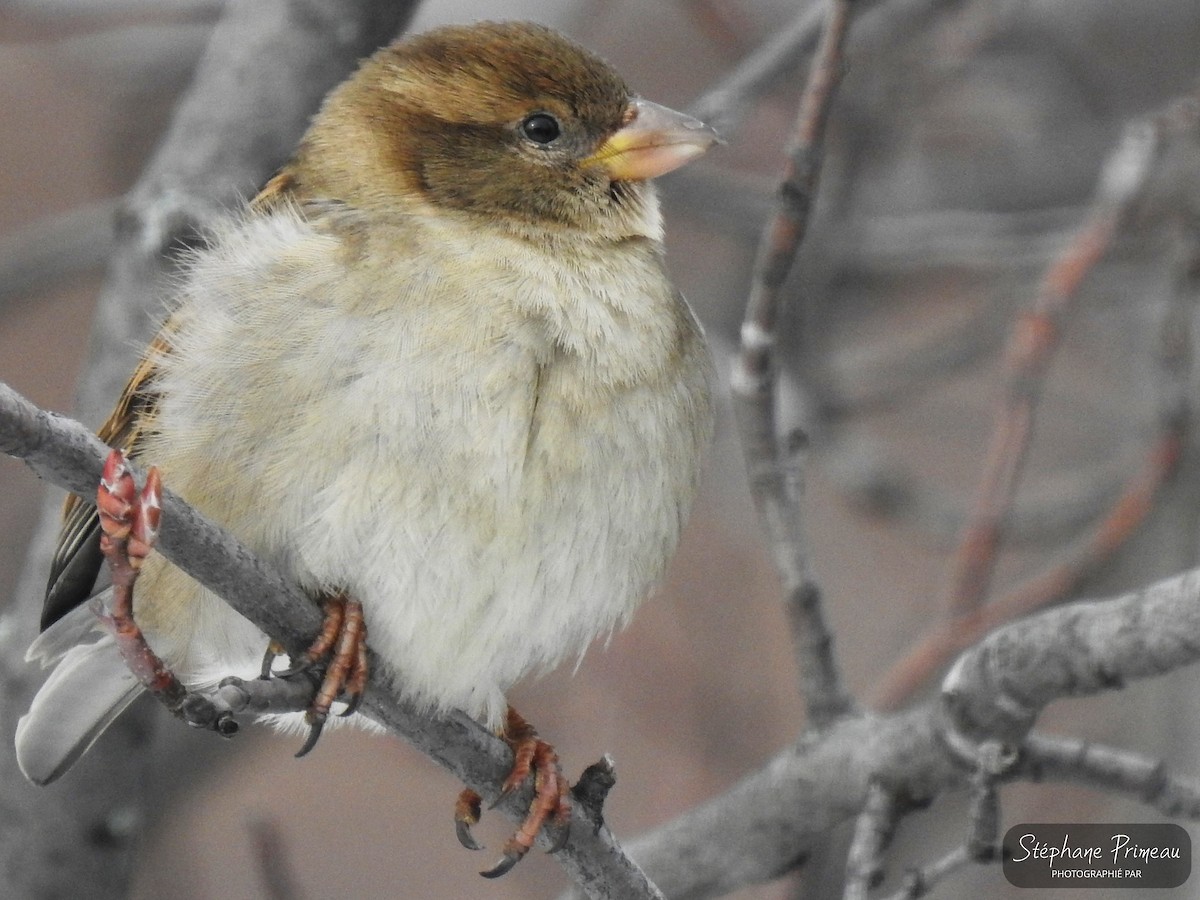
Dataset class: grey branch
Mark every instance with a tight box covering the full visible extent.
[1020,733,1200,819]
[731,0,857,729]
[16,368,1200,900]
[843,782,898,900]
[942,566,1200,750]
[880,847,971,900]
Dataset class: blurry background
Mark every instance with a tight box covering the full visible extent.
[4,0,1200,897]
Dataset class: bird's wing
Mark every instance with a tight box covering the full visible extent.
[40,167,298,631]
[40,332,168,630]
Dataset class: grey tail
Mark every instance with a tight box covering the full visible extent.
[16,631,144,785]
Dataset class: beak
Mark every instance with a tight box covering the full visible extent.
[584,99,721,182]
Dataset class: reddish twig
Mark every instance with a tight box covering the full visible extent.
[940,119,1162,621]
[871,112,1190,711]
[873,417,1185,711]
[679,0,753,56]
[730,0,857,728]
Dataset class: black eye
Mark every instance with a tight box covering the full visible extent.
[520,113,561,145]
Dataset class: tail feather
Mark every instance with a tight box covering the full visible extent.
[16,632,145,785]
[25,598,106,667]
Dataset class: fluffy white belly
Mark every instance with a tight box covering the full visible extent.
[129,211,711,729]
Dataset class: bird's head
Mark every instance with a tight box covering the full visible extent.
[277,21,719,241]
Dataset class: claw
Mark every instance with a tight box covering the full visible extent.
[455,790,484,850]
[279,594,368,757]
[456,707,571,878]
[479,850,523,880]
[294,720,326,763]
[456,820,484,852]
[260,640,286,679]
[338,691,362,718]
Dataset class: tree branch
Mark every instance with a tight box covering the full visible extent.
[1020,733,1200,819]
[940,565,1200,751]
[843,782,898,900]
[731,0,858,729]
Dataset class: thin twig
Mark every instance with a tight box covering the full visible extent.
[940,117,1163,621]
[965,766,1000,862]
[871,421,1185,710]
[824,432,1134,546]
[870,190,1196,711]
[688,1,827,129]
[1019,733,1200,819]
[688,0,958,130]
[880,846,971,900]
[844,781,898,900]
[679,0,754,56]
[730,0,857,728]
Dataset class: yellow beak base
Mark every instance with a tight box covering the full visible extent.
[585,99,720,182]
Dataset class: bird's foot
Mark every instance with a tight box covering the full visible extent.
[264,593,368,757]
[94,449,236,735]
[455,706,571,878]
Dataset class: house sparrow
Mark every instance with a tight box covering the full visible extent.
[17,20,716,875]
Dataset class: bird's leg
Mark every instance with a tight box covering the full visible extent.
[455,705,572,878]
[94,450,236,735]
[279,593,369,757]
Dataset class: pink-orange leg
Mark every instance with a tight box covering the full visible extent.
[455,706,571,878]
[95,450,234,734]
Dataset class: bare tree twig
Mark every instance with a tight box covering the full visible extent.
[687,1,827,129]
[871,417,1186,711]
[589,553,1200,896]
[940,565,1200,751]
[843,782,898,900]
[965,765,1000,862]
[687,0,961,131]
[730,0,858,730]
[870,203,1197,711]
[1019,733,1200,818]
[940,116,1163,621]
[824,431,1135,546]
[880,847,971,900]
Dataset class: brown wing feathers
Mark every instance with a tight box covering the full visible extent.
[41,337,165,630]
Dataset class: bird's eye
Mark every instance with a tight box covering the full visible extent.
[520,113,561,145]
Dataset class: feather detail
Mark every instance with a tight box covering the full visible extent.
[26,600,104,667]
[16,633,144,785]
[42,331,168,629]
